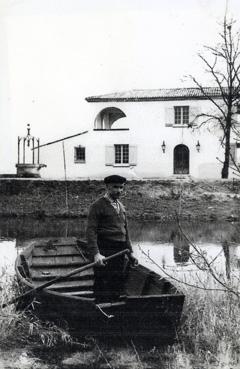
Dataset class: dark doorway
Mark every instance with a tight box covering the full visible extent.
[174,144,189,174]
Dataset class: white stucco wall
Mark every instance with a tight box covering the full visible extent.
[40,98,239,180]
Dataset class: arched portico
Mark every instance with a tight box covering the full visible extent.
[94,107,126,129]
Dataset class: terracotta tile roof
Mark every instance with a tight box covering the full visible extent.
[86,87,226,102]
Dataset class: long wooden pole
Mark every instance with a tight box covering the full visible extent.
[31,131,88,150]
[32,138,35,164]
[17,137,20,164]
[2,249,129,309]
[62,141,69,212]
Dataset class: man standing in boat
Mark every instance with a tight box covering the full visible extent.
[86,174,138,302]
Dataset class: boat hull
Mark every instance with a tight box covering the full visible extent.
[28,291,184,338]
[15,237,185,339]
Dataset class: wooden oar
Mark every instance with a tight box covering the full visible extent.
[2,248,130,309]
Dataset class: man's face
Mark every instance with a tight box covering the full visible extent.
[106,182,125,200]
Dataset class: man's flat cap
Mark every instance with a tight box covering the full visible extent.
[104,175,127,184]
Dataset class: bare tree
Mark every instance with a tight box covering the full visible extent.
[190,18,240,178]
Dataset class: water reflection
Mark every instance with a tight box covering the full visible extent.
[0,218,87,240]
[0,217,240,244]
[0,239,17,275]
[170,230,190,264]
[0,218,240,279]
[132,241,237,275]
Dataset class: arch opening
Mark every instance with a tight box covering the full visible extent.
[94,107,126,129]
[174,144,189,174]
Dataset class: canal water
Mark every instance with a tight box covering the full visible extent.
[1,217,240,282]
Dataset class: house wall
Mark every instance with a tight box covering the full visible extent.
[40,98,239,179]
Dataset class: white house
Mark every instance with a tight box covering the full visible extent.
[40,88,240,180]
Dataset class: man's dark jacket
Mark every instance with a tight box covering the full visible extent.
[86,196,133,257]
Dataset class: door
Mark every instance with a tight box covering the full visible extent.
[174,144,189,174]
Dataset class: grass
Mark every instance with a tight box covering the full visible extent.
[0,266,76,350]
[167,287,240,369]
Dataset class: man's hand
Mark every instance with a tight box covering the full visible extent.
[128,253,138,267]
[94,252,106,267]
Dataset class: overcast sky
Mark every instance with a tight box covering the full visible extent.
[0,0,240,173]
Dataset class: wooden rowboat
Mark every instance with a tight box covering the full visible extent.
[15,237,185,340]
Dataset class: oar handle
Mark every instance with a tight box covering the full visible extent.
[1,248,130,309]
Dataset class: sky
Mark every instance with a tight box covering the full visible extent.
[0,0,240,173]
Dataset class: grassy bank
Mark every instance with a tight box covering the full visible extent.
[0,178,240,221]
[166,287,240,369]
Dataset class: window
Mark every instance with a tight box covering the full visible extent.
[115,144,129,164]
[174,106,189,125]
[165,106,199,127]
[105,145,137,166]
[74,146,85,163]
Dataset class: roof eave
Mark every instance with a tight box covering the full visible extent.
[85,95,223,103]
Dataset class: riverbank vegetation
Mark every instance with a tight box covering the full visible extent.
[0,178,240,222]
[166,283,240,369]
[0,268,74,350]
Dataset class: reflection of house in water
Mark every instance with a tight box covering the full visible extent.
[170,230,190,264]
[226,242,240,270]
[222,240,231,279]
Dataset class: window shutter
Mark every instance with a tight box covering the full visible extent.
[129,145,137,166]
[165,107,174,126]
[230,143,236,164]
[105,145,114,166]
[189,106,201,126]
